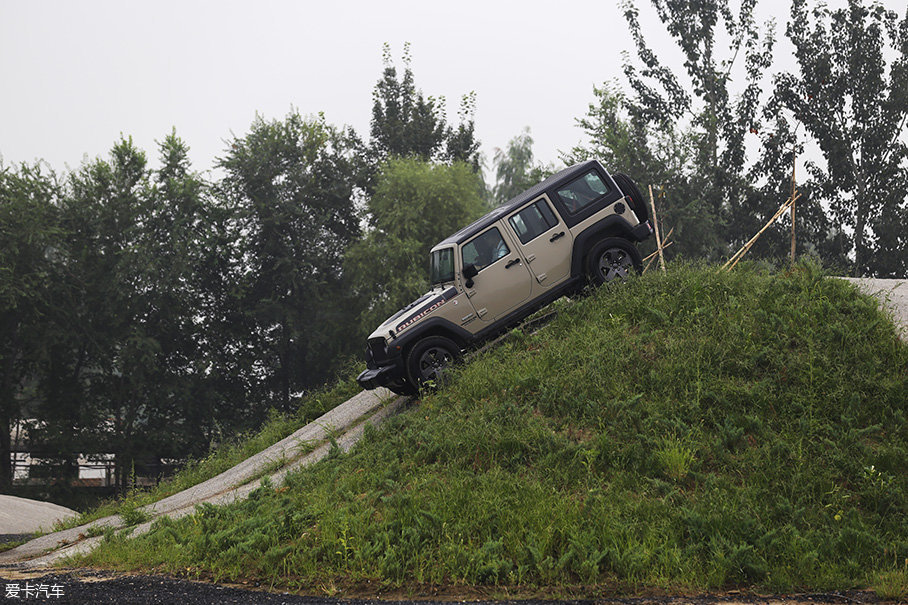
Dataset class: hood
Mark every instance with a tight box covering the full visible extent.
[368,285,456,341]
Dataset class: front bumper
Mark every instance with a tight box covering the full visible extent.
[356,364,403,390]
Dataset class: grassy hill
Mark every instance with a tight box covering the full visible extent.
[79,263,907,598]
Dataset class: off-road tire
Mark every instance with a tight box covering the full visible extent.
[612,172,649,223]
[586,237,643,286]
[386,379,418,397]
[405,336,460,391]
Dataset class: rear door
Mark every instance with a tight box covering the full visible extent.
[506,196,574,287]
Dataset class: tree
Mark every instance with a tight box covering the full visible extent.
[0,162,60,491]
[345,158,486,334]
[564,84,719,259]
[218,111,361,410]
[772,0,908,277]
[135,132,226,460]
[617,0,776,259]
[492,127,553,206]
[46,136,162,488]
[369,43,480,170]
[35,134,219,488]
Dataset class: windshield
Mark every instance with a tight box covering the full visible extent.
[429,248,454,284]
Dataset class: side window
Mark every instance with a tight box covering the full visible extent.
[462,227,510,271]
[508,199,559,244]
[556,170,612,214]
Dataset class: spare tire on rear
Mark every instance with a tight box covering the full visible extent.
[611,173,649,224]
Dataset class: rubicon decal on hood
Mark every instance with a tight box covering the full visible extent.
[396,287,458,333]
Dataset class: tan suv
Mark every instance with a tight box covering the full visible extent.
[357,160,653,395]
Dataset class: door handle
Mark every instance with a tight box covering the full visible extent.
[505,258,521,269]
[549,231,565,242]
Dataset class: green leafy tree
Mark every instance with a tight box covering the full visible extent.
[444,91,482,171]
[564,84,716,259]
[0,162,61,491]
[135,132,229,460]
[36,137,157,488]
[771,0,908,277]
[369,43,480,170]
[619,0,776,259]
[218,111,361,410]
[492,127,553,206]
[32,134,221,488]
[345,158,486,334]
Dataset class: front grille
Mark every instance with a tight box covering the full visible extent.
[367,338,389,367]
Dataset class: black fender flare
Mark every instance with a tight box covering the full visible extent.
[390,317,474,358]
[570,215,642,278]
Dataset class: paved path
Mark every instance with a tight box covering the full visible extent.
[840,277,908,338]
[0,496,76,537]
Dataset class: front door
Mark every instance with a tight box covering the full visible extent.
[460,225,533,323]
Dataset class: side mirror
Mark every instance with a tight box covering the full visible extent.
[463,263,478,288]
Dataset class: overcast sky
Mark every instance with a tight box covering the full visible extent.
[1,1,903,183]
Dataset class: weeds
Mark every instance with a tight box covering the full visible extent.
[873,565,907,600]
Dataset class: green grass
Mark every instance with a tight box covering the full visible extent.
[54,376,361,530]
[79,262,907,596]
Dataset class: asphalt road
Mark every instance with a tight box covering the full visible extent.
[0,569,884,605]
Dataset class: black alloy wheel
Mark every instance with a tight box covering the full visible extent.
[587,237,643,286]
[406,335,460,390]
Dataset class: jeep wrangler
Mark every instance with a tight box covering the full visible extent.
[357,159,653,395]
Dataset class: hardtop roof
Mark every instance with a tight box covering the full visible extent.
[433,159,605,248]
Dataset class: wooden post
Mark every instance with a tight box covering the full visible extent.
[648,185,666,273]
[790,151,797,266]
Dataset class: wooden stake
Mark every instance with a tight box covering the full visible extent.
[648,185,666,273]
[722,193,801,271]
[790,151,797,266]
[642,227,674,274]
[642,242,675,271]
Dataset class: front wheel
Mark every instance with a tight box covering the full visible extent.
[405,336,460,391]
[586,238,642,286]
[385,379,417,397]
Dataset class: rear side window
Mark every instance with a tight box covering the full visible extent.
[462,227,510,271]
[556,170,612,213]
[509,199,558,244]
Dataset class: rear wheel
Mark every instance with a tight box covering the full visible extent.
[405,336,460,391]
[586,238,642,286]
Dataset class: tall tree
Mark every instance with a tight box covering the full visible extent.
[48,137,160,488]
[772,0,908,277]
[369,43,480,170]
[218,111,361,410]
[136,132,223,460]
[565,84,715,259]
[0,162,60,491]
[492,127,552,206]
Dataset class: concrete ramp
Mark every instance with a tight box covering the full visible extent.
[840,277,908,339]
[1,387,405,567]
[0,496,77,538]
